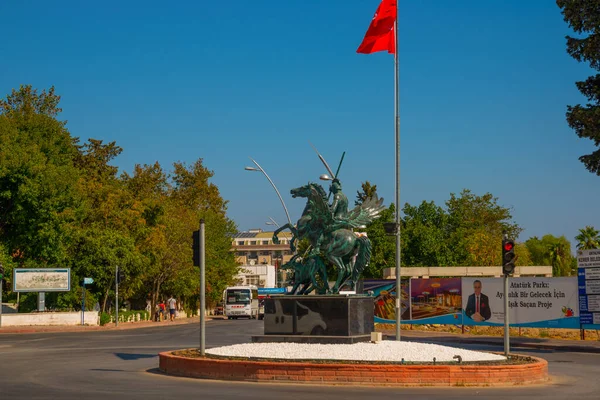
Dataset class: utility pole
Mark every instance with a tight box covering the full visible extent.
[81,280,86,326]
[115,265,119,327]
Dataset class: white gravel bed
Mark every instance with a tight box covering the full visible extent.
[206,341,506,363]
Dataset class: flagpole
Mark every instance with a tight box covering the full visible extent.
[394,0,402,342]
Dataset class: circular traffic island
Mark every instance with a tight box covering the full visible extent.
[159,341,548,387]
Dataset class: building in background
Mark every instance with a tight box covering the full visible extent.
[231,229,295,288]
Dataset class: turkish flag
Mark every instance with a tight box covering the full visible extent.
[356,0,397,54]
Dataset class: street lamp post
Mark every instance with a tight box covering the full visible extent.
[245,158,292,226]
[265,216,280,228]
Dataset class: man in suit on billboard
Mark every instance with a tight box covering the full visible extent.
[465,280,491,322]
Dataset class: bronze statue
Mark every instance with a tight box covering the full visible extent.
[274,148,385,294]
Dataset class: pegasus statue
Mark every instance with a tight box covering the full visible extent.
[273,148,385,294]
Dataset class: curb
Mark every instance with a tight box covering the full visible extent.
[452,337,600,354]
[382,333,600,354]
[0,316,208,334]
[158,350,549,387]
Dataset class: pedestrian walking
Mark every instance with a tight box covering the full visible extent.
[168,295,177,321]
[159,300,166,321]
[154,303,161,322]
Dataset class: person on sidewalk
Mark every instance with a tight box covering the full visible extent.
[168,295,177,321]
[159,300,166,321]
[154,303,161,322]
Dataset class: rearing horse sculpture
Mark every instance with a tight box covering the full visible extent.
[273,182,385,293]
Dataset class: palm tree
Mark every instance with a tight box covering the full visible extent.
[575,226,600,250]
[548,242,567,276]
[355,181,378,206]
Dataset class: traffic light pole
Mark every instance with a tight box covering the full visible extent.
[502,233,513,357]
[115,265,119,327]
[504,273,510,356]
[200,219,206,356]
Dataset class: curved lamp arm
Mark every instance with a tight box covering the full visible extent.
[245,157,293,226]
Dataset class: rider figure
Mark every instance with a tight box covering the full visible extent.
[330,178,348,220]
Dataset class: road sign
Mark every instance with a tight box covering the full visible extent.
[578,249,600,268]
[258,287,286,295]
[83,277,94,285]
[13,268,71,292]
[578,249,600,325]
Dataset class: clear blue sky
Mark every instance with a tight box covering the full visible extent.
[1,0,598,247]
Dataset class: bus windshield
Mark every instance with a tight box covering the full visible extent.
[226,289,251,304]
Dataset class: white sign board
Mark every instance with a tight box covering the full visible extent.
[578,249,600,325]
[13,268,71,292]
[461,277,578,326]
[577,249,600,268]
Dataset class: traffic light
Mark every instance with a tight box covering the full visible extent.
[192,230,200,266]
[502,238,516,275]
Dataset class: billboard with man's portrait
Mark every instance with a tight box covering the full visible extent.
[461,277,579,328]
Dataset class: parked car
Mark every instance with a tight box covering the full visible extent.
[214,302,224,315]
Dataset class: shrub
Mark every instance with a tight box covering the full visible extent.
[100,312,111,326]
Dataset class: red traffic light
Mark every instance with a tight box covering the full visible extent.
[503,242,514,252]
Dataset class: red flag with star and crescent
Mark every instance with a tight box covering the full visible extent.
[356,0,397,54]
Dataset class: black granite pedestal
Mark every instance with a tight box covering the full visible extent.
[251,295,374,344]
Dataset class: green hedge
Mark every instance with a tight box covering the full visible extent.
[99,312,111,326]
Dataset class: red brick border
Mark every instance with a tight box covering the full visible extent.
[159,350,548,387]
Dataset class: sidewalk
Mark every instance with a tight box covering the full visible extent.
[381,328,600,354]
[0,316,206,334]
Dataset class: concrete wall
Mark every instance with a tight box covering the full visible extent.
[1,312,99,327]
[382,266,553,279]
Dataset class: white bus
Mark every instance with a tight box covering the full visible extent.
[223,285,260,319]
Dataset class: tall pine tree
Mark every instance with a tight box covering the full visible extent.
[557,0,600,175]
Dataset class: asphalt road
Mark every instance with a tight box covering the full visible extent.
[0,319,599,400]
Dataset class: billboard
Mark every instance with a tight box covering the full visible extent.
[577,249,600,328]
[410,277,462,324]
[363,279,410,322]
[461,277,579,328]
[13,268,71,292]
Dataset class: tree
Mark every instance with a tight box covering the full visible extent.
[0,85,62,117]
[0,86,81,267]
[575,225,600,249]
[170,160,239,307]
[355,181,378,206]
[557,1,600,175]
[350,181,395,278]
[361,203,396,278]
[515,243,533,267]
[0,85,240,315]
[121,162,169,313]
[445,189,522,266]
[525,235,575,276]
[401,201,453,267]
